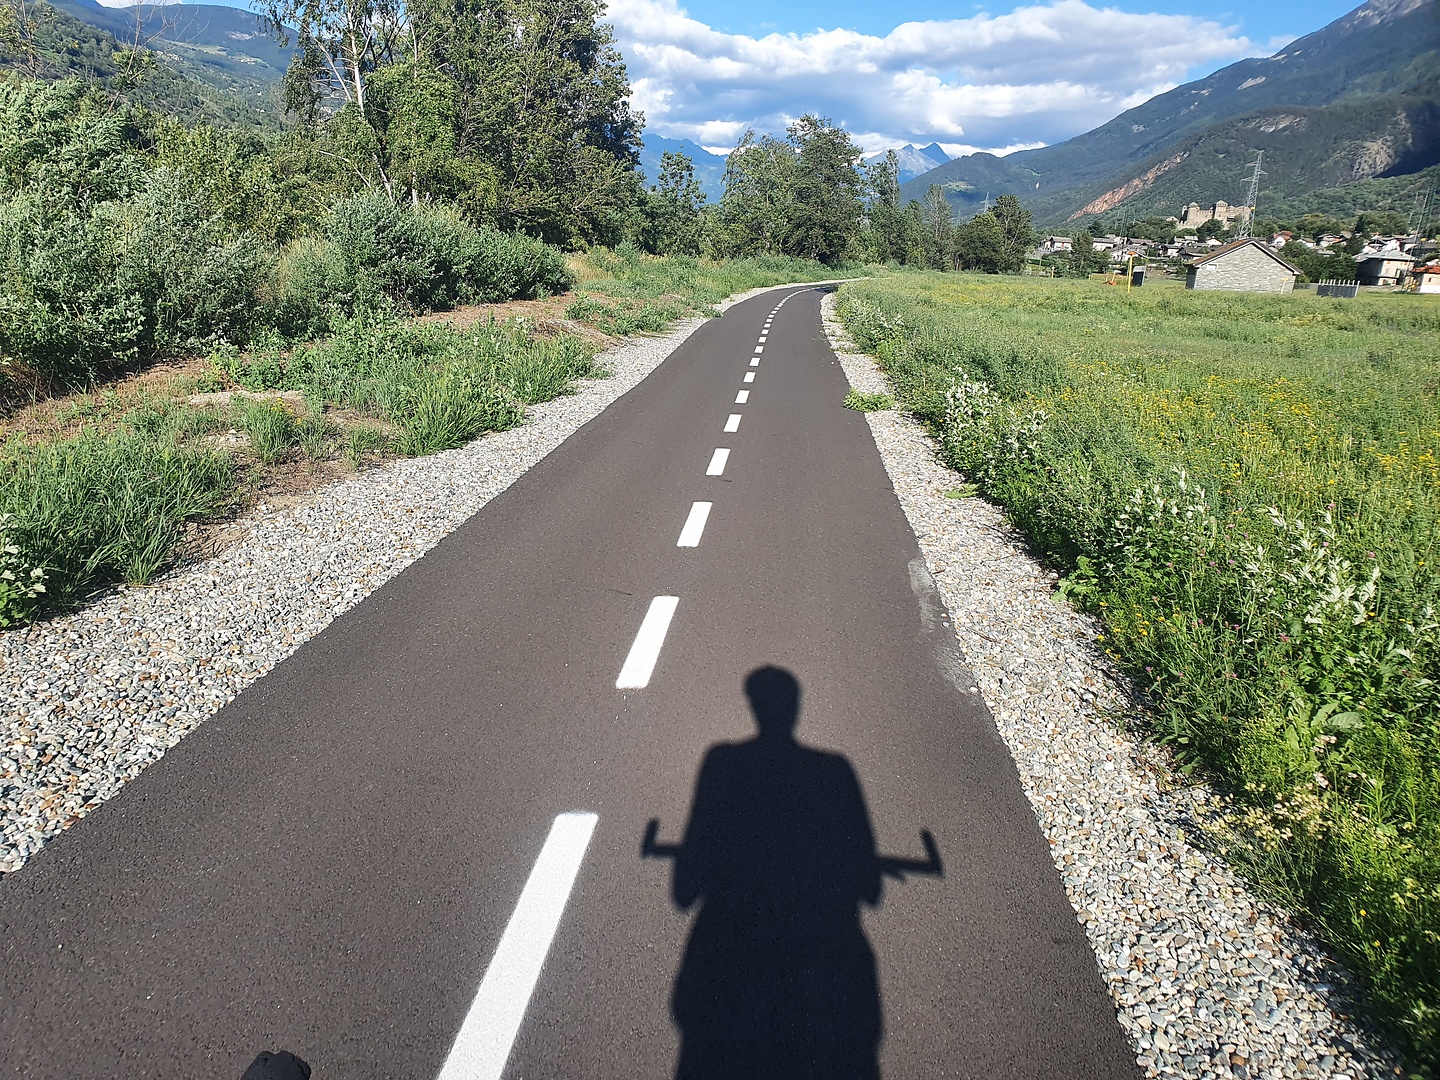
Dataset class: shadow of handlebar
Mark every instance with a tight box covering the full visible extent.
[641,819,943,880]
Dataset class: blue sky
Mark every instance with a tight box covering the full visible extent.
[682,0,1354,45]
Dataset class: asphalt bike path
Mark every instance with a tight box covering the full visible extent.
[0,288,1141,1080]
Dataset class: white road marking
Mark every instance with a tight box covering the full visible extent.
[435,812,598,1080]
[749,358,760,367]
[735,390,750,404]
[753,345,764,354]
[724,414,741,433]
[743,372,755,383]
[757,336,767,343]
[706,447,730,475]
[676,501,712,547]
[616,596,680,689]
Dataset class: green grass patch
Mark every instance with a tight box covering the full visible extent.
[837,269,1440,1072]
[843,389,895,412]
[0,428,235,620]
[565,246,864,335]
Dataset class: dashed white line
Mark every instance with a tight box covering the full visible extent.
[706,447,731,475]
[735,390,750,404]
[749,358,760,367]
[435,811,598,1080]
[757,336,767,343]
[753,345,764,354]
[724,414,741,433]
[676,501,712,547]
[743,372,755,383]
[616,596,680,689]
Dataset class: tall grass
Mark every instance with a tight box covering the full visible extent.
[0,429,235,611]
[838,271,1440,1071]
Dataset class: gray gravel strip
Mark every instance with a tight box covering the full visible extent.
[0,285,801,874]
[820,292,1400,1080]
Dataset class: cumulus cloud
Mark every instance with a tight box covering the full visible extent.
[609,0,1261,153]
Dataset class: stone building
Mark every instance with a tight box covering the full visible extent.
[1185,238,1298,293]
[1172,200,1252,230]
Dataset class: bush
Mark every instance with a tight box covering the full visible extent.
[314,193,570,315]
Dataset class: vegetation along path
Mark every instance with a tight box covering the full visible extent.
[0,283,1145,1077]
[0,276,1411,1080]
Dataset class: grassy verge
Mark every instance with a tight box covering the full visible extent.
[836,270,1440,1072]
[564,246,863,334]
[1,251,855,628]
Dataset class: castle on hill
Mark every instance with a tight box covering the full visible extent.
[1167,200,1253,229]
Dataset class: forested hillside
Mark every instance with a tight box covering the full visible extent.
[900,0,1440,224]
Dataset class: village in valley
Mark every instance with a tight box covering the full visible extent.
[1030,194,1440,294]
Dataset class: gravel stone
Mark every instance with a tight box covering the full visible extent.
[1,284,799,874]
[820,291,1401,1080]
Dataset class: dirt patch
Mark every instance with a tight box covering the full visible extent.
[0,355,217,441]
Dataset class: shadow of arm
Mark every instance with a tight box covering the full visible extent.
[876,829,944,882]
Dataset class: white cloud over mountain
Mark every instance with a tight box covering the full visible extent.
[609,0,1266,154]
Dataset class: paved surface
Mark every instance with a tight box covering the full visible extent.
[0,288,1142,1080]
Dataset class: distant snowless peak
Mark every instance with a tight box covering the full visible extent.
[94,0,190,6]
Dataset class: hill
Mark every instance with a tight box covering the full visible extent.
[0,0,280,126]
[900,0,1440,225]
[32,0,289,114]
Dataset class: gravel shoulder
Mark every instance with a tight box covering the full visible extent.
[0,283,806,875]
[819,292,1400,1080]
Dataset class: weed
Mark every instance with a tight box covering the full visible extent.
[843,389,895,412]
[343,425,387,469]
[238,402,298,464]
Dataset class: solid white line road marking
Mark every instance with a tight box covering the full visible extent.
[724,414,741,433]
[676,501,712,547]
[706,447,730,475]
[616,596,680,689]
[735,390,750,404]
[743,372,755,383]
[749,358,760,367]
[435,811,598,1080]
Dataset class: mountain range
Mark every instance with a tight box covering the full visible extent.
[862,143,950,185]
[898,0,1440,226]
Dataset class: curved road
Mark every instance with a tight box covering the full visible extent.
[1,287,1141,1080]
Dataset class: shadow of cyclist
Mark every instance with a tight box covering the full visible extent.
[660,666,893,1080]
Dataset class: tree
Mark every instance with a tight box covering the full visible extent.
[782,114,863,264]
[1195,217,1225,241]
[1355,209,1408,236]
[954,210,1004,272]
[712,115,863,264]
[989,194,1035,274]
[922,184,953,269]
[1067,230,1108,276]
[637,150,705,255]
[409,0,643,245]
[711,130,795,258]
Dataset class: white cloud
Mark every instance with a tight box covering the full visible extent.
[609,0,1258,155]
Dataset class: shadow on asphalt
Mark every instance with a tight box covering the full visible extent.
[642,666,943,1080]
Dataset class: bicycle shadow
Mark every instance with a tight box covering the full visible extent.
[643,666,942,1080]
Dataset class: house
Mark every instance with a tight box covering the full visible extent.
[1355,250,1415,286]
[1413,264,1440,294]
[1038,236,1073,254]
[1317,233,1347,249]
[1185,238,1299,294]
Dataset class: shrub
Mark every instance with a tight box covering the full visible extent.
[0,513,46,628]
